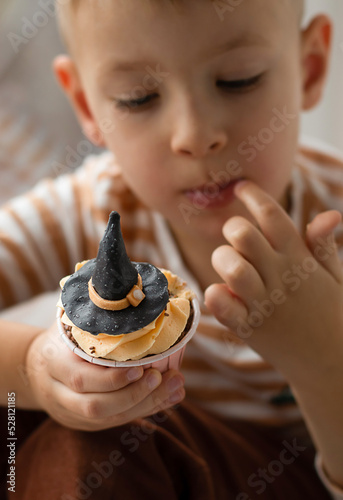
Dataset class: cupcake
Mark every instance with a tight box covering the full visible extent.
[56,212,199,371]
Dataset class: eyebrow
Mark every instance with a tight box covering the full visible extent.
[101,32,270,75]
[206,33,270,58]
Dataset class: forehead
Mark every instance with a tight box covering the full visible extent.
[58,0,300,62]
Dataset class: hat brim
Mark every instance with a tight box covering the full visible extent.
[61,260,169,335]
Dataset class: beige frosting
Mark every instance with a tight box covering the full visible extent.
[58,267,195,361]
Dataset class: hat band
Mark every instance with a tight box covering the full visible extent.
[88,274,145,311]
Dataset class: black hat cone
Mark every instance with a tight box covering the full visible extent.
[61,211,170,336]
[92,212,138,300]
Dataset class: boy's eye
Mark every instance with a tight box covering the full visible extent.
[114,93,157,110]
[217,73,264,91]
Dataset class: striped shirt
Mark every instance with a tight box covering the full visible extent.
[0,144,342,498]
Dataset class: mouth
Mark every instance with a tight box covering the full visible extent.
[184,177,244,210]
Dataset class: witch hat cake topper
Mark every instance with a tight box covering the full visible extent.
[61,211,169,336]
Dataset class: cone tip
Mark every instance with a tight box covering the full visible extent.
[109,211,120,223]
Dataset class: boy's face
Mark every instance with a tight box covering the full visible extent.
[62,0,312,239]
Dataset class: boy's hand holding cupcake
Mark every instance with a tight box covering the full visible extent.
[26,212,198,431]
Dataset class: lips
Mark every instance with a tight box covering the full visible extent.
[184,178,244,210]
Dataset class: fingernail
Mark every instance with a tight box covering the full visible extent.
[234,179,248,194]
[127,367,143,382]
[167,377,184,393]
[147,373,160,390]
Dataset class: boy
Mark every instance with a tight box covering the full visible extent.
[0,0,343,498]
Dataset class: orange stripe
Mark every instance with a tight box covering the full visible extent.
[187,387,255,403]
[197,322,246,345]
[121,226,157,245]
[0,267,17,308]
[299,146,343,169]
[0,234,43,297]
[6,207,55,286]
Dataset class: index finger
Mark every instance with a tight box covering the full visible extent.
[234,181,301,253]
[50,347,144,393]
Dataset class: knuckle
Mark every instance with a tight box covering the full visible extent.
[69,372,84,393]
[231,226,252,245]
[226,260,247,282]
[260,202,278,219]
[107,372,121,392]
[82,397,102,419]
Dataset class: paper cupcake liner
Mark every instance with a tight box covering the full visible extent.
[57,297,200,373]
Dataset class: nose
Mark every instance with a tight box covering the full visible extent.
[170,101,227,158]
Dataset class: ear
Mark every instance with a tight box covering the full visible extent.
[301,15,332,111]
[53,55,106,147]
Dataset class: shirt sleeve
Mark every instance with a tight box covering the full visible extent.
[0,171,84,310]
[315,454,343,500]
[0,151,133,311]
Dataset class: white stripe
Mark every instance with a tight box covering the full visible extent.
[133,209,153,230]
[73,163,101,247]
[34,177,80,269]
[53,175,82,265]
[309,177,343,212]
[299,154,343,186]
[131,240,163,266]
[194,328,263,363]
[300,136,343,164]
[184,344,286,385]
[152,211,204,301]
[10,194,64,282]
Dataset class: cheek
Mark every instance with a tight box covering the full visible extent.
[116,157,176,213]
[236,99,300,195]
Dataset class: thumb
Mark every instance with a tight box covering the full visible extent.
[306,210,342,280]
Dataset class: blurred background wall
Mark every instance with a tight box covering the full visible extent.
[301,0,343,154]
[0,0,99,204]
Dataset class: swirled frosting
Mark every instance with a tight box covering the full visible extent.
[58,268,195,361]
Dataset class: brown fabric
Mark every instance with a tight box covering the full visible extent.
[1,402,331,500]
